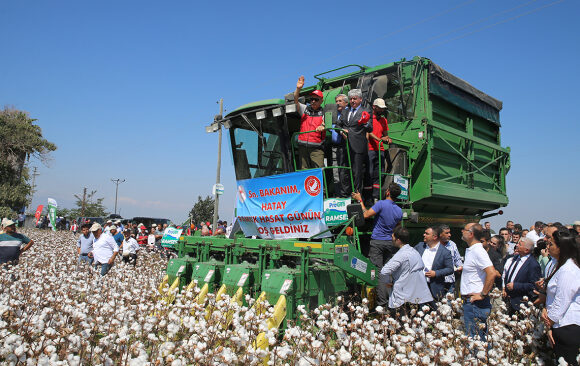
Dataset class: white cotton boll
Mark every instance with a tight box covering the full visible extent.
[338,347,352,363]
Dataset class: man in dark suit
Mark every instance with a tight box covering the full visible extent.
[414,226,455,300]
[336,89,372,197]
[502,237,542,315]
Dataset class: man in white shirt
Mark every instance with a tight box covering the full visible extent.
[502,238,542,315]
[90,223,119,276]
[440,224,463,295]
[526,221,545,245]
[380,227,433,312]
[120,229,140,266]
[414,227,454,299]
[460,223,496,340]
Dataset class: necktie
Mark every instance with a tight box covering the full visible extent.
[506,256,521,283]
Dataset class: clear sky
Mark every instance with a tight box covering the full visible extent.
[1,0,578,229]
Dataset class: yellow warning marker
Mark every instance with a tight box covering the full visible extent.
[162,277,180,304]
[184,279,197,293]
[194,282,209,305]
[362,285,376,309]
[223,287,244,328]
[251,291,268,317]
[158,275,169,295]
[205,284,228,320]
[253,295,287,363]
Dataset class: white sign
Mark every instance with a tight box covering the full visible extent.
[237,273,249,287]
[213,183,225,196]
[280,279,293,294]
[204,269,215,283]
[394,174,409,200]
[161,227,184,247]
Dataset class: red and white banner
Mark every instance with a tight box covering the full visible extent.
[34,205,44,225]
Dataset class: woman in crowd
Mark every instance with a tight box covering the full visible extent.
[534,239,550,274]
[541,230,580,365]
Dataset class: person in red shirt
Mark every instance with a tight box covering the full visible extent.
[367,98,392,201]
[293,76,326,169]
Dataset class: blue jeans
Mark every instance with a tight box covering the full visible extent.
[78,254,93,265]
[95,262,113,276]
[463,297,491,340]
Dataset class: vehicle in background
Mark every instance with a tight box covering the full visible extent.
[76,217,105,225]
[130,217,172,229]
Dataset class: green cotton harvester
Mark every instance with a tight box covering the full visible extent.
[162,56,510,341]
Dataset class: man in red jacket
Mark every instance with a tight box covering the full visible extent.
[367,98,392,201]
[294,76,326,169]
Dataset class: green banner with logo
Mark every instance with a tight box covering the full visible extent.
[47,198,58,232]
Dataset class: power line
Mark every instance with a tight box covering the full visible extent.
[411,0,565,55]
[370,0,543,63]
[246,0,478,93]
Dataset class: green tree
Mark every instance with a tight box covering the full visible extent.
[71,188,109,218]
[0,107,56,218]
[188,195,214,227]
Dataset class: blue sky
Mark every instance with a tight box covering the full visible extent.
[1,0,578,229]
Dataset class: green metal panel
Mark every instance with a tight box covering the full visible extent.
[222,262,260,300]
[191,260,225,293]
[166,257,196,289]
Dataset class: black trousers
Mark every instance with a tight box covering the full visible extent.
[351,149,368,195]
[122,254,137,266]
[369,239,398,307]
[552,324,580,366]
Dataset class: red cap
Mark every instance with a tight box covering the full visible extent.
[310,90,323,99]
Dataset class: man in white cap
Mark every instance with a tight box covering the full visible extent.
[573,221,580,235]
[89,223,118,275]
[367,98,392,201]
[103,220,113,234]
[0,219,34,265]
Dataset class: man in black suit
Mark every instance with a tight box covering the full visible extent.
[414,226,454,300]
[502,237,542,315]
[336,89,372,196]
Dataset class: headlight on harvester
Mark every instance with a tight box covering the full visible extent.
[272,107,283,117]
[256,110,267,120]
[285,103,297,114]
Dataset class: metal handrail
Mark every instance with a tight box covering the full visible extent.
[290,128,355,198]
[313,65,366,82]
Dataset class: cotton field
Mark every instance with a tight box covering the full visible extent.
[0,230,556,365]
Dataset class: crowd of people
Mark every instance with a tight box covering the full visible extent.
[294,76,392,203]
[351,183,580,364]
[3,197,580,362]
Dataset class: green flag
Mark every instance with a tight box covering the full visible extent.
[48,198,58,232]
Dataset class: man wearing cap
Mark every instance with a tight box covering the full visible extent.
[0,219,34,265]
[103,220,113,234]
[77,223,95,265]
[89,223,119,276]
[367,98,392,201]
[294,76,326,169]
[110,225,124,248]
[337,88,373,195]
[572,221,580,235]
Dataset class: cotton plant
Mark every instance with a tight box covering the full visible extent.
[0,229,564,365]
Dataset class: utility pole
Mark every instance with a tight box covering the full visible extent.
[29,167,39,211]
[111,179,126,215]
[81,187,87,217]
[212,99,223,233]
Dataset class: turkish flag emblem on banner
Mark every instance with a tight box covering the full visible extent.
[34,205,44,225]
